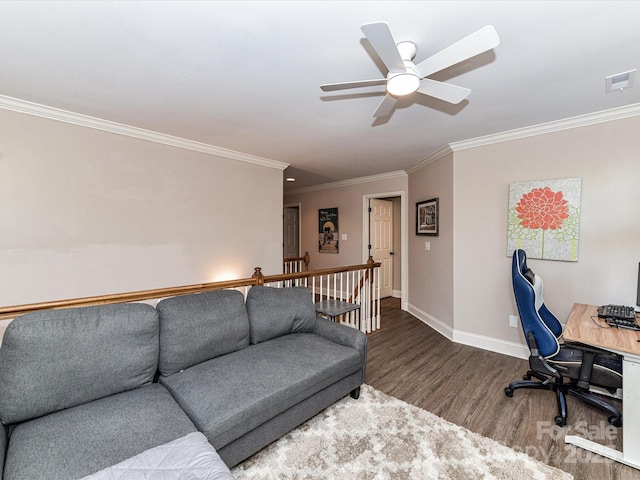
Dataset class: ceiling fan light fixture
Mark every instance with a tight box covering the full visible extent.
[322,22,500,117]
[386,72,420,96]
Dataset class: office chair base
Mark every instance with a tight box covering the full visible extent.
[504,373,623,427]
[565,384,622,427]
[504,378,569,426]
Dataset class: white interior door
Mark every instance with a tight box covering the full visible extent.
[283,206,299,258]
[370,199,393,298]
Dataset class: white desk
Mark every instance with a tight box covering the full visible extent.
[563,303,640,469]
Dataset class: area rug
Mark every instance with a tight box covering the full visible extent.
[231,385,572,480]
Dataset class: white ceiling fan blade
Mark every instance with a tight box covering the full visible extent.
[414,25,500,79]
[320,78,387,92]
[372,94,397,117]
[417,78,471,104]
[361,22,405,73]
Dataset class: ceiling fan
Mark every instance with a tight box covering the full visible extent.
[320,22,500,117]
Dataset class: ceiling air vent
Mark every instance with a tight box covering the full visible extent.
[605,69,636,93]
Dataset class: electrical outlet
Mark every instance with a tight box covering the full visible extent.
[509,315,519,328]
[424,241,430,251]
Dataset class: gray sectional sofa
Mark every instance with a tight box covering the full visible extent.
[0,286,367,479]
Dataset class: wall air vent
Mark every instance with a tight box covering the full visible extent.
[605,69,636,93]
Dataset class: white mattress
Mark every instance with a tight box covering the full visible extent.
[80,432,235,480]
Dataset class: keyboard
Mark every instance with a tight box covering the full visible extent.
[598,304,640,331]
[598,304,636,320]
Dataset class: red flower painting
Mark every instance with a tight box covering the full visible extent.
[507,178,581,261]
[516,187,569,230]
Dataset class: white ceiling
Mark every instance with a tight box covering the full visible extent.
[1,1,639,191]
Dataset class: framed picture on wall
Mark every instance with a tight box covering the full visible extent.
[318,207,339,253]
[416,198,439,236]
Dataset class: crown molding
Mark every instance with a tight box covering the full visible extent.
[0,95,289,171]
[405,145,454,175]
[406,103,640,174]
[449,102,640,151]
[284,170,408,195]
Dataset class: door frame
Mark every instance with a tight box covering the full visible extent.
[362,191,408,311]
[283,202,302,257]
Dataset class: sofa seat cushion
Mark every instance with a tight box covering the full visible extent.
[159,333,362,448]
[3,384,197,480]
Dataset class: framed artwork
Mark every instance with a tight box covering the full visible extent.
[416,198,439,236]
[507,177,581,261]
[318,207,339,253]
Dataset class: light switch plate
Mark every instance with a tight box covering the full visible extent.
[425,241,430,251]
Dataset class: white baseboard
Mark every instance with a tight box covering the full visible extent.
[406,302,528,360]
[392,290,402,298]
[453,330,529,360]
[407,304,454,341]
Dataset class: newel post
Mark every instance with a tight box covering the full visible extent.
[367,256,375,329]
[303,251,310,271]
[366,255,376,284]
[367,255,376,276]
[252,267,265,286]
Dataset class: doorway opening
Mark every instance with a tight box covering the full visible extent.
[283,204,301,259]
[363,192,407,310]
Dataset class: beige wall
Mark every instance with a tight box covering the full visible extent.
[0,109,284,307]
[451,115,640,355]
[284,175,408,273]
[407,152,455,332]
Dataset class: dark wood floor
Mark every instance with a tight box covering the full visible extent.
[365,298,638,480]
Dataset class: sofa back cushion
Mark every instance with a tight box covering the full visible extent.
[246,286,316,344]
[156,290,250,376]
[0,303,159,425]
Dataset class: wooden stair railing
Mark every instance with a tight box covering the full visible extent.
[282,252,310,273]
[348,256,376,303]
[0,259,381,324]
[0,278,257,321]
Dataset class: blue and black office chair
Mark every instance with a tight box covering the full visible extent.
[504,249,623,427]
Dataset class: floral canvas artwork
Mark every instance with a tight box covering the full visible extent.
[507,178,581,261]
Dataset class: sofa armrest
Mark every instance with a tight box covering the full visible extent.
[313,316,366,350]
[313,316,367,377]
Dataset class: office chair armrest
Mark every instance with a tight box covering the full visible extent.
[527,331,561,379]
[576,350,596,390]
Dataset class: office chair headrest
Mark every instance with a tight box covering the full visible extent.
[523,268,535,286]
[515,249,535,284]
[514,249,542,306]
[512,249,562,358]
